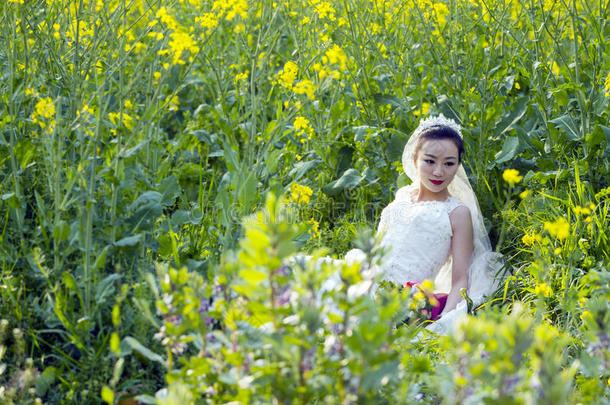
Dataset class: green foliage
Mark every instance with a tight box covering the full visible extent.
[0,0,608,402]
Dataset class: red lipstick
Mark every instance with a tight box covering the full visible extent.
[430,180,443,185]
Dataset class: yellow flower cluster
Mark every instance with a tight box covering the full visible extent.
[534,283,552,297]
[307,219,320,238]
[543,217,570,240]
[293,80,315,100]
[502,168,523,186]
[108,112,135,132]
[311,0,336,21]
[168,30,200,65]
[605,72,610,97]
[573,203,595,216]
[213,0,248,21]
[290,183,313,204]
[31,97,56,133]
[294,116,314,143]
[413,102,430,117]
[197,13,219,32]
[521,232,542,247]
[278,61,298,89]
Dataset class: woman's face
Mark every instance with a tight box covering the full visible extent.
[414,138,460,197]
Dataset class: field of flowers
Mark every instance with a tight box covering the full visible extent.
[1,0,609,403]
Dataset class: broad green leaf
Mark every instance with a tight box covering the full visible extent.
[322,168,363,196]
[494,136,520,164]
[550,114,581,141]
[493,97,528,137]
[288,159,321,182]
[114,234,143,248]
[95,274,121,305]
[157,175,181,207]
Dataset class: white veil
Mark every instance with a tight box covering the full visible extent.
[401,114,503,307]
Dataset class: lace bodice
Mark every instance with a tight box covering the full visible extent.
[376,185,465,286]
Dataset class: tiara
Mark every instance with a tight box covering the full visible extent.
[413,113,462,139]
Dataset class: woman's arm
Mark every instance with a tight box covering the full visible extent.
[441,205,474,315]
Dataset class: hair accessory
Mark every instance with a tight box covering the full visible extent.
[412,113,462,140]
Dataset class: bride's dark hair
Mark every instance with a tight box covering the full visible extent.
[414,125,464,162]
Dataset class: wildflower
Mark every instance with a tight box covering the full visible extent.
[213,0,248,21]
[197,13,219,31]
[573,205,592,216]
[290,183,313,204]
[413,102,430,117]
[502,168,523,186]
[165,95,179,112]
[108,112,134,131]
[293,116,314,141]
[543,217,570,240]
[534,283,552,297]
[9,0,24,3]
[307,219,320,238]
[234,71,249,85]
[31,97,56,132]
[521,232,541,247]
[519,190,530,199]
[293,79,315,100]
[278,61,298,90]
[325,44,347,71]
[605,72,610,97]
[554,247,562,255]
[549,61,560,75]
[313,1,336,20]
[168,30,199,65]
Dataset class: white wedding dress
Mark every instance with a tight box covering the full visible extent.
[314,115,503,336]
[327,183,502,336]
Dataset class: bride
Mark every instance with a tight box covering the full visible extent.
[320,114,503,334]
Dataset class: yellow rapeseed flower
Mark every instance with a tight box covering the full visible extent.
[307,219,320,238]
[521,232,541,247]
[293,80,315,100]
[278,61,298,90]
[604,72,610,97]
[502,168,523,186]
[9,0,25,3]
[413,102,430,117]
[519,190,530,199]
[543,217,570,240]
[290,183,313,204]
[534,283,552,297]
[31,97,56,131]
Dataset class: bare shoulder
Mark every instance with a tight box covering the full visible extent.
[449,204,472,232]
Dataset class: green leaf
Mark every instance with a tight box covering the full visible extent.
[53,220,70,241]
[493,97,528,137]
[157,175,181,207]
[35,367,56,397]
[288,159,321,182]
[493,136,520,165]
[322,168,363,196]
[586,125,610,147]
[95,274,121,305]
[114,234,143,248]
[550,114,581,141]
[373,93,405,109]
[120,336,165,364]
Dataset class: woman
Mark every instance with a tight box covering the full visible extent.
[343,114,502,334]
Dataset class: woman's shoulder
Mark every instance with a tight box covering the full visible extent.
[448,201,472,231]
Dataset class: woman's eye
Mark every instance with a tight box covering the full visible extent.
[424,159,434,164]
[445,162,455,166]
